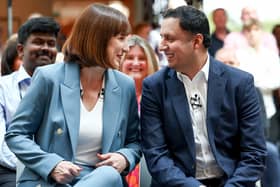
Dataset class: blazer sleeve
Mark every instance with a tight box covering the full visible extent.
[5,69,64,181]
[141,78,202,187]
[224,74,267,186]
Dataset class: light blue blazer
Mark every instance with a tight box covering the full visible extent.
[5,62,141,186]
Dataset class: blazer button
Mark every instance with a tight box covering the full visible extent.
[56,128,63,135]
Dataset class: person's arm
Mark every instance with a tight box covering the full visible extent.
[140,78,202,187]
[224,74,267,187]
[0,85,17,170]
[5,69,64,181]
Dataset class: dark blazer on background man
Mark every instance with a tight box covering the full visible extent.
[141,57,267,187]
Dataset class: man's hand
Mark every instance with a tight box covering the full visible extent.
[95,153,128,173]
[50,161,82,184]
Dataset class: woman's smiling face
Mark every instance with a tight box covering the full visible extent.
[121,45,148,81]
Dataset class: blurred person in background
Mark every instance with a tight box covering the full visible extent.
[235,19,280,125]
[5,3,140,187]
[0,17,60,187]
[224,6,278,54]
[1,34,22,76]
[121,35,159,103]
[208,8,230,57]
[214,48,239,68]
[121,35,159,187]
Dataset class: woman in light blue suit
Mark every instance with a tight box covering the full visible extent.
[5,3,141,187]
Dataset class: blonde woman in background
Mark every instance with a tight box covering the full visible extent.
[121,35,159,103]
[121,35,159,187]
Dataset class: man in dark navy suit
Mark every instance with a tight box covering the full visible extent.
[141,5,266,187]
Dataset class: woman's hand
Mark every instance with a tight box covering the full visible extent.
[95,153,129,173]
[50,161,82,184]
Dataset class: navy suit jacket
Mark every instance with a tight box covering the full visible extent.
[5,62,141,186]
[141,57,266,187]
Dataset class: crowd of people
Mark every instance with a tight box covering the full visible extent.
[0,2,279,187]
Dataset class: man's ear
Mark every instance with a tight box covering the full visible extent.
[193,34,203,49]
[17,43,24,60]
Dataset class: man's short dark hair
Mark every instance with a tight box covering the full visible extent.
[163,6,211,48]
[18,17,60,44]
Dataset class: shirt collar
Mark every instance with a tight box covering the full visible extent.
[16,65,31,84]
[201,54,210,81]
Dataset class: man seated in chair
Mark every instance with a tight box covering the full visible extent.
[0,17,59,187]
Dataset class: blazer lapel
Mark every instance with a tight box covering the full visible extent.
[60,63,81,154]
[102,69,121,153]
[206,59,227,149]
[166,69,195,160]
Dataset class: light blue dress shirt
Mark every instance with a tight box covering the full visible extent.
[0,66,30,169]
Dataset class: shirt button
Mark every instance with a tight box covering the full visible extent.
[56,128,63,135]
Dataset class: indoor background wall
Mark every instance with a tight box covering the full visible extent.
[0,0,135,48]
